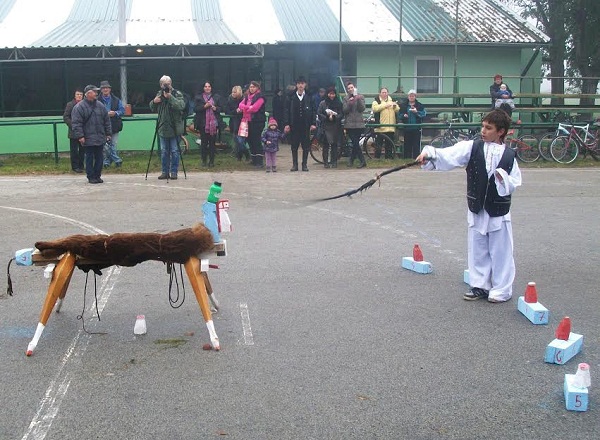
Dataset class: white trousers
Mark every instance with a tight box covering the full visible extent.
[467,221,515,301]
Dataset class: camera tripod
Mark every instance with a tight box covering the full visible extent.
[144,91,187,180]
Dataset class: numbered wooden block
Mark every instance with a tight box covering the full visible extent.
[517,296,549,324]
[544,332,583,365]
[401,257,432,274]
[463,269,470,285]
[564,374,589,411]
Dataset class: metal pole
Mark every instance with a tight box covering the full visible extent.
[0,63,4,117]
[453,0,459,95]
[398,0,403,92]
[118,0,128,105]
[338,0,342,77]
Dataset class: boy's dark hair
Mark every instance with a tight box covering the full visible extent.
[482,109,511,141]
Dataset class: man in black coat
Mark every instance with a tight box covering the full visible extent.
[283,76,316,171]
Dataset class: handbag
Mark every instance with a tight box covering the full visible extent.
[238,120,248,137]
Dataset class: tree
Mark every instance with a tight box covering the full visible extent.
[566,0,600,106]
[507,0,567,104]
[504,0,600,106]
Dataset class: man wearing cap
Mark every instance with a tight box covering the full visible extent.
[98,80,125,167]
[71,85,112,184]
[283,76,316,171]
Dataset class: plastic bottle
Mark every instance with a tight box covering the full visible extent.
[207,181,222,203]
[203,182,222,242]
[413,244,424,262]
[524,281,537,303]
[555,316,571,341]
[134,315,147,335]
[572,363,591,388]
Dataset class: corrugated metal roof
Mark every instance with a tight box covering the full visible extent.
[272,0,349,42]
[0,0,549,49]
[0,0,17,22]
[192,0,240,44]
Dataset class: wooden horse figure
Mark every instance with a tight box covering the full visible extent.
[22,223,224,356]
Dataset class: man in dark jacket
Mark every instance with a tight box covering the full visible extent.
[283,76,316,171]
[62,88,84,173]
[71,85,112,184]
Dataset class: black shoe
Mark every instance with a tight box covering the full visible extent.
[170,174,177,180]
[115,162,123,168]
[463,287,489,301]
[290,166,298,172]
[324,163,330,169]
[331,162,337,168]
[88,178,102,184]
[302,166,309,172]
[357,162,366,169]
[208,162,215,168]
[73,168,84,173]
[96,178,104,183]
[272,166,277,172]
[158,173,169,180]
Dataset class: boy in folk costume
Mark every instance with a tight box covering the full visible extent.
[416,110,522,303]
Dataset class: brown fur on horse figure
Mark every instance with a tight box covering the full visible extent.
[35,223,214,270]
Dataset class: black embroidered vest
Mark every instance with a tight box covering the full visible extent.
[466,140,515,217]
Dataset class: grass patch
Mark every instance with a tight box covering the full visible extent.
[153,338,188,349]
[0,147,598,175]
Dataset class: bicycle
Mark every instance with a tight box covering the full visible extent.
[429,120,480,149]
[537,112,578,161]
[549,122,600,164]
[309,113,396,164]
[505,127,540,163]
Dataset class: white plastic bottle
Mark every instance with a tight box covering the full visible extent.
[134,315,147,335]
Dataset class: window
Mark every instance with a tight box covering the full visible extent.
[415,57,442,93]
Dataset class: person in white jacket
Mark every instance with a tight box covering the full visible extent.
[416,109,522,303]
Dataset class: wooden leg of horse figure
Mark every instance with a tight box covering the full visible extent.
[27,252,76,356]
[54,267,72,313]
[184,256,220,350]
[202,271,219,311]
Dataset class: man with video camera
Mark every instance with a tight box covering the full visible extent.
[149,75,186,180]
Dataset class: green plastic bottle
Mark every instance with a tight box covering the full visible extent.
[207,181,222,203]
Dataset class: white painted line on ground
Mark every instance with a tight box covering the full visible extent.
[0,206,118,440]
[239,303,254,346]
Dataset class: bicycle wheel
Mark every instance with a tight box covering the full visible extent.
[362,133,395,159]
[537,132,556,161]
[309,133,324,164]
[515,134,540,163]
[360,133,375,159]
[550,136,579,164]
[430,134,458,149]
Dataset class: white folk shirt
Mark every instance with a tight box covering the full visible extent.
[421,140,522,235]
